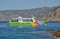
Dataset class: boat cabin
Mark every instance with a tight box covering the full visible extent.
[10,16,36,22]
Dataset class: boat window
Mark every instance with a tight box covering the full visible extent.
[23,19,29,22]
[23,19,33,22]
[34,18,37,20]
[11,19,18,22]
[30,19,33,22]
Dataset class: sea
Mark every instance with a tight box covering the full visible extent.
[0,21,60,39]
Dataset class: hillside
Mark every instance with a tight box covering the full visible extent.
[0,6,60,21]
[0,7,51,21]
[42,6,60,21]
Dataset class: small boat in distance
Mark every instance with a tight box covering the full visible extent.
[8,16,47,27]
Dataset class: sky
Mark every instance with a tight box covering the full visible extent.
[0,0,60,10]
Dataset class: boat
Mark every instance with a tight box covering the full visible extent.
[8,16,47,27]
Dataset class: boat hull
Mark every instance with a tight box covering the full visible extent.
[8,22,39,27]
[8,20,47,27]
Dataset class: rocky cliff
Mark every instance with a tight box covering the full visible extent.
[42,6,60,21]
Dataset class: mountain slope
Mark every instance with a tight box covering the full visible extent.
[0,6,60,21]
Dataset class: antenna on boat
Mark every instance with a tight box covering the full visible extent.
[32,15,36,18]
[31,15,37,21]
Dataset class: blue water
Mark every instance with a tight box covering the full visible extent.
[0,21,60,39]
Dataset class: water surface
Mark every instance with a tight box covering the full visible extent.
[0,21,60,39]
